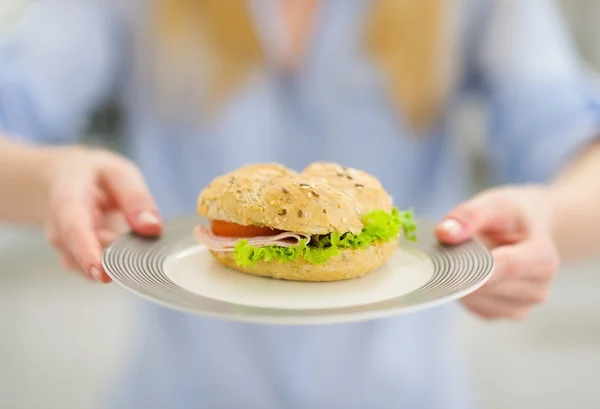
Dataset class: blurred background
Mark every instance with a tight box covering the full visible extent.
[2,1,600,409]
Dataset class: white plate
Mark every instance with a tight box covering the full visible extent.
[103,215,494,325]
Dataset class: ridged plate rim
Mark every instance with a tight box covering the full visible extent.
[102,215,494,325]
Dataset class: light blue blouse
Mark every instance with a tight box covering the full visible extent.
[2,1,600,408]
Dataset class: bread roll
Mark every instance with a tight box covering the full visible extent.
[302,162,393,214]
[197,164,363,235]
[197,161,400,281]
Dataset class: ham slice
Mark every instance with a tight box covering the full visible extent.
[194,225,311,252]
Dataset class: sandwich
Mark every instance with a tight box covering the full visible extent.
[194,162,417,282]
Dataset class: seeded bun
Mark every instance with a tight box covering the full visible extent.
[197,163,363,235]
[302,162,393,214]
[197,162,398,281]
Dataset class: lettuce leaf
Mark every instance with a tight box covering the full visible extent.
[234,207,417,268]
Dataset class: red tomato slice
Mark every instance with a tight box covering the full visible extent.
[211,220,283,238]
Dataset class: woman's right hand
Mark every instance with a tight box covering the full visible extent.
[44,147,162,283]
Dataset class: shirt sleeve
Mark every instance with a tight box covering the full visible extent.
[0,0,125,144]
[473,0,600,184]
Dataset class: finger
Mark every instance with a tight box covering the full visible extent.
[57,248,80,271]
[436,191,523,245]
[475,279,550,305]
[461,293,529,320]
[487,238,559,285]
[46,220,88,273]
[54,232,109,282]
[97,229,119,248]
[52,195,107,283]
[101,164,162,237]
[103,211,130,235]
[56,250,102,282]
[98,268,112,283]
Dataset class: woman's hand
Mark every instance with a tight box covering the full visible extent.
[44,147,162,283]
[436,186,559,320]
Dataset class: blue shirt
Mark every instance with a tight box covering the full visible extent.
[2,1,600,408]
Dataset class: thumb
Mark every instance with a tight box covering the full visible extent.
[101,163,162,237]
[436,191,519,245]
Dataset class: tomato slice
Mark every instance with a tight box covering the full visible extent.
[211,220,283,238]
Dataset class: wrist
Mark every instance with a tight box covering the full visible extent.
[0,139,88,226]
[40,145,87,187]
[35,145,89,224]
[546,184,562,235]
[545,181,583,260]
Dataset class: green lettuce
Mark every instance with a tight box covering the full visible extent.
[234,207,417,268]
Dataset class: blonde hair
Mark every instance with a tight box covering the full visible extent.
[152,0,449,132]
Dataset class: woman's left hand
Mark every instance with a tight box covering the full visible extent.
[435,186,560,320]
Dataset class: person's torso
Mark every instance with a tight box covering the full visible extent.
[108,2,479,408]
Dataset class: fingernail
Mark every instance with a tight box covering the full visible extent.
[138,211,160,225]
[90,266,103,281]
[439,218,462,237]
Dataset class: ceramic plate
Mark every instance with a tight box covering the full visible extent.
[102,215,494,325]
